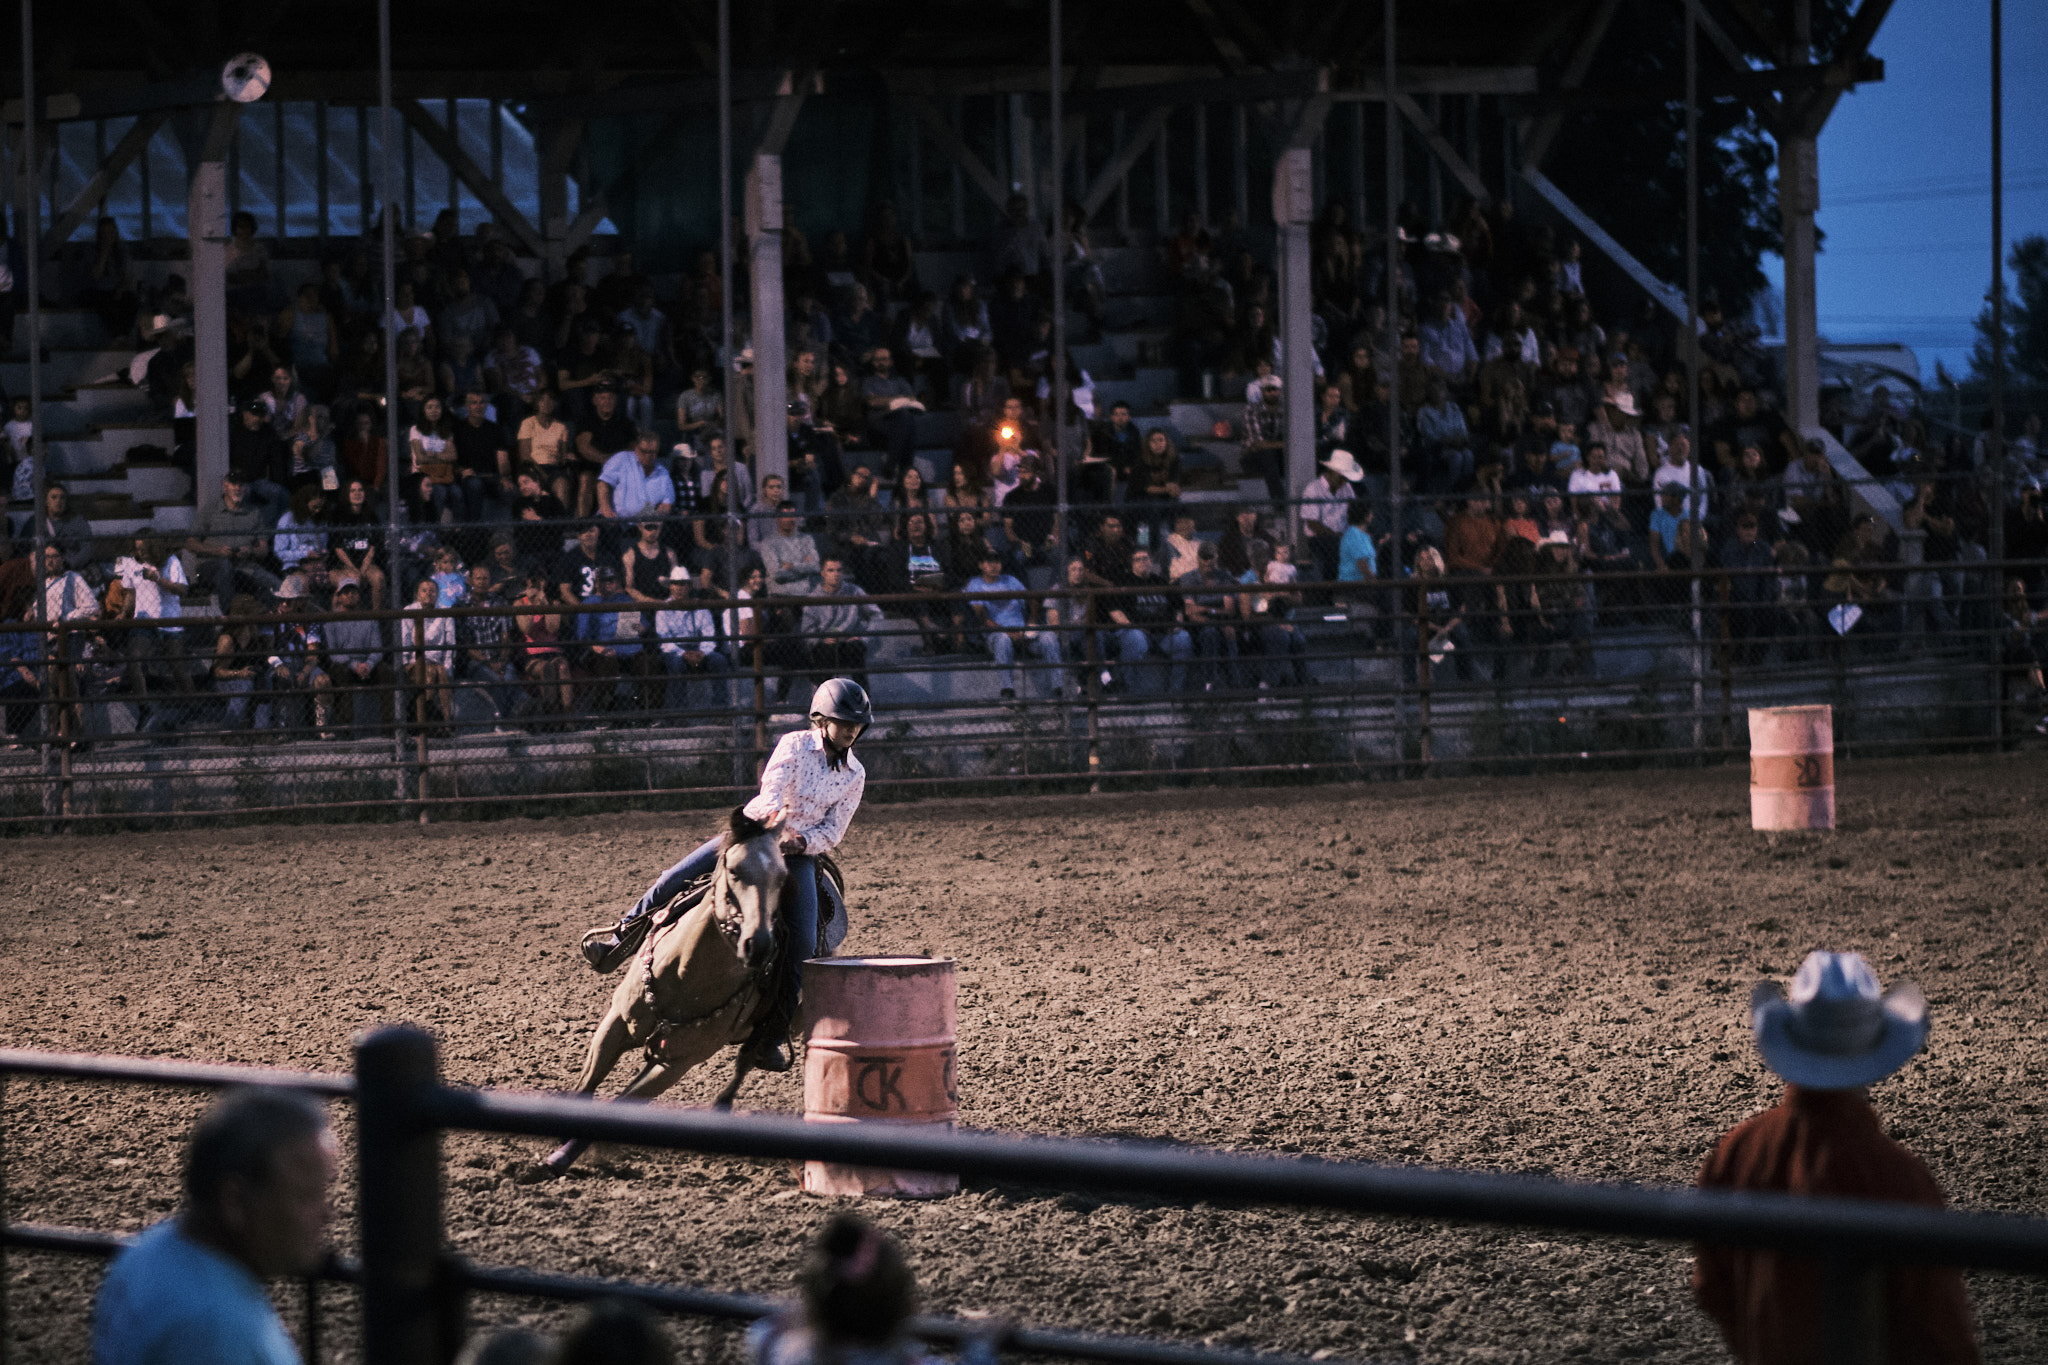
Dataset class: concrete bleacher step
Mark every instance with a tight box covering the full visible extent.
[67,381,158,423]
[1,348,137,393]
[63,463,192,505]
[1169,400,1245,440]
[10,309,109,352]
[1100,294,1175,331]
[1106,328,1171,368]
[47,424,177,479]
[1093,366,1180,413]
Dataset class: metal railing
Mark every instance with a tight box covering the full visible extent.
[5,476,2040,827]
[7,1030,2048,1365]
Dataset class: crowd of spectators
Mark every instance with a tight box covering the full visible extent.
[2,187,2043,746]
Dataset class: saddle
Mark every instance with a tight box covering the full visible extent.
[580,853,845,975]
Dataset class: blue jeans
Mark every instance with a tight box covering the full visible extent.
[621,836,823,994]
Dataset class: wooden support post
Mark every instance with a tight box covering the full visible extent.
[315,101,329,243]
[747,154,787,485]
[1192,103,1208,226]
[190,104,238,508]
[1232,102,1247,228]
[1152,114,1169,236]
[274,103,287,240]
[949,98,965,241]
[1112,111,1129,236]
[1274,148,1314,530]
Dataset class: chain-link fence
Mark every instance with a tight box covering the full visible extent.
[3,472,2037,829]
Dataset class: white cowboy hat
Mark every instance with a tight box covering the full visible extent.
[1750,951,1928,1090]
[1540,529,1571,546]
[1603,391,1640,418]
[668,565,692,582]
[1319,449,1365,483]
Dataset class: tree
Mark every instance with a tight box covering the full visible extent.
[1970,234,2048,396]
[1544,1,1856,316]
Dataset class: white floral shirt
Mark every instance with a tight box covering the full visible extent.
[743,727,865,856]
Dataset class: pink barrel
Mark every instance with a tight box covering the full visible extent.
[800,956,958,1198]
[1748,705,1835,830]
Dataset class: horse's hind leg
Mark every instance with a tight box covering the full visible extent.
[712,1057,754,1112]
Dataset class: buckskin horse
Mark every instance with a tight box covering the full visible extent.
[540,806,816,1177]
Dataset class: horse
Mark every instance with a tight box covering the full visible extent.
[540,806,791,1177]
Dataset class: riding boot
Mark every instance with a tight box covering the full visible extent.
[741,968,800,1072]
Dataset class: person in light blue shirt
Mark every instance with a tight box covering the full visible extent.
[94,1087,335,1365]
[1336,498,1378,583]
[596,432,677,522]
[963,549,1053,699]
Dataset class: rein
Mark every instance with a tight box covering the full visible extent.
[638,856,781,1054]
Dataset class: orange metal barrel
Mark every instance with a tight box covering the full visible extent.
[800,956,958,1198]
[1748,705,1835,830]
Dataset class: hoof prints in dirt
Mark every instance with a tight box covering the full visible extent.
[2,756,2046,1362]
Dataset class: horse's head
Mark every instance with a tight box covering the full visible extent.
[720,805,788,975]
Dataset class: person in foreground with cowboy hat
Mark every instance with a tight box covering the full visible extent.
[1692,951,1977,1364]
[1300,449,1364,587]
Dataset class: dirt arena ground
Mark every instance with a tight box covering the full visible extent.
[3,753,2047,1363]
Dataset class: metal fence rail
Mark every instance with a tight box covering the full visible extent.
[1,541,2036,829]
[8,1034,2048,1365]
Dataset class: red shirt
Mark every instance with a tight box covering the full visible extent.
[1693,1085,1979,1365]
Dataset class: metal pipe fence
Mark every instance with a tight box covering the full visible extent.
[9,1032,2048,1365]
[0,547,2036,828]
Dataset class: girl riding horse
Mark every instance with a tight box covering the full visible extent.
[584,677,871,1071]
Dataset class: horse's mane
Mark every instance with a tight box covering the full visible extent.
[719,804,777,854]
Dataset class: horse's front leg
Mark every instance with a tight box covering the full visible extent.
[572,1004,635,1096]
[541,1055,674,1177]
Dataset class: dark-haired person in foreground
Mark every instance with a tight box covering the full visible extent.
[93,1087,335,1365]
[750,1215,996,1365]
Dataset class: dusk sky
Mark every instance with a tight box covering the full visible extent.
[1781,0,2048,381]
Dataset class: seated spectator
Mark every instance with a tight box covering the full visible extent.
[963,549,1051,700]
[554,522,615,609]
[1648,485,1710,608]
[1336,498,1378,588]
[509,471,570,568]
[1567,441,1624,498]
[887,291,948,400]
[1442,493,1506,577]
[400,575,456,730]
[885,512,959,654]
[799,557,881,694]
[598,432,676,524]
[988,193,1048,282]
[574,386,639,518]
[1177,541,1242,690]
[514,580,574,725]
[675,366,724,449]
[456,561,521,729]
[824,466,887,590]
[1113,546,1193,692]
[1084,512,1135,584]
[41,543,100,625]
[1299,451,1361,584]
[1418,294,1477,387]
[1240,380,1287,504]
[339,408,390,492]
[1718,511,1779,666]
[759,501,822,599]
[861,349,924,481]
[656,566,732,712]
[451,390,511,514]
[833,283,885,368]
[35,484,97,580]
[622,519,683,607]
[1128,429,1183,547]
[750,1216,955,1365]
[1652,432,1711,524]
[578,564,659,718]
[324,577,390,733]
[1416,379,1474,492]
[407,396,461,525]
[940,276,993,376]
[1163,514,1203,582]
[266,583,333,737]
[1694,952,1975,1365]
[273,485,329,576]
[1001,455,1061,568]
[1091,400,1143,493]
[1783,437,1847,558]
[92,1087,334,1365]
[187,472,280,607]
[1237,538,1310,688]
[1043,554,1110,694]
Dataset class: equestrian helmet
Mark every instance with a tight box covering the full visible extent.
[810,677,873,728]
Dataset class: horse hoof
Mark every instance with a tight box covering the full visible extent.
[511,1160,559,1185]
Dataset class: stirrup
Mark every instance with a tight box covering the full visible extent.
[580,915,650,974]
